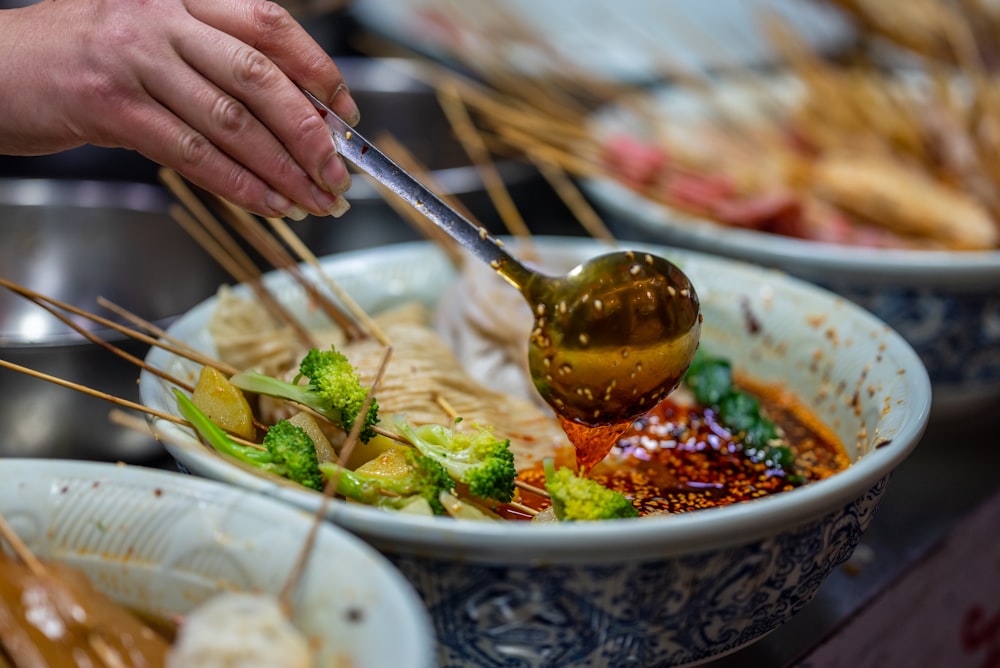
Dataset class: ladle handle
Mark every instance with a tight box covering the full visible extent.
[302,89,536,291]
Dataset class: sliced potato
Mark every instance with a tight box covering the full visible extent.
[286,412,337,464]
[354,446,414,479]
[191,366,256,440]
[438,491,501,521]
[342,434,401,472]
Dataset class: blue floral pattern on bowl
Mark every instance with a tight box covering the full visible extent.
[388,478,888,668]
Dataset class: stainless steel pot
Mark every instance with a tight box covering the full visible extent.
[0,178,230,462]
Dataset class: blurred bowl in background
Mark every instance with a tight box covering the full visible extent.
[348,0,855,84]
[0,178,230,461]
[588,187,1000,421]
[592,186,1000,418]
[582,79,1000,418]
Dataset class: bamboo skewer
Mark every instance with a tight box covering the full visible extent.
[214,199,365,341]
[163,168,381,346]
[16,290,194,393]
[97,296,204,362]
[0,357,264,451]
[279,344,393,614]
[0,513,47,577]
[0,281,274,449]
[0,276,240,378]
[163,167,373,347]
[0,358,186,432]
[168,204,258,285]
[525,152,616,244]
[166,189,317,349]
[263,216,391,347]
[436,82,533,245]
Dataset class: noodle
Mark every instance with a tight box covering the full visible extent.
[209,290,569,469]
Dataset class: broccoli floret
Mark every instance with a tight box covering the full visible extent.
[393,416,516,503]
[318,449,455,515]
[543,458,639,521]
[229,346,379,442]
[174,389,323,491]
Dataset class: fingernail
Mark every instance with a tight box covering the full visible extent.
[266,189,307,221]
[311,183,340,212]
[284,205,309,222]
[333,83,361,126]
[322,152,352,194]
[327,196,350,218]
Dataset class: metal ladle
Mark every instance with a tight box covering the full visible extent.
[305,91,702,429]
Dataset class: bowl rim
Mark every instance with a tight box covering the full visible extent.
[0,457,438,665]
[581,71,1000,285]
[584,176,1000,285]
[142,237,932,564]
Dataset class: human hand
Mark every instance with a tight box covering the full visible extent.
[0,0,357,219]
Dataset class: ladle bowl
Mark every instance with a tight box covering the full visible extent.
[522,249,701,426]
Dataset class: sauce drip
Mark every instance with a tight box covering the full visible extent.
[558,417,632,474]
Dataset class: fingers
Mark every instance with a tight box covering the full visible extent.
[6,0,360,219]
[185,0,360,124]
[175,0,358,217]
[148,25,350,217]
[118,93,313,220]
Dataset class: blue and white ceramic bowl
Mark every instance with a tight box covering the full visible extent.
[140,237,931,668]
